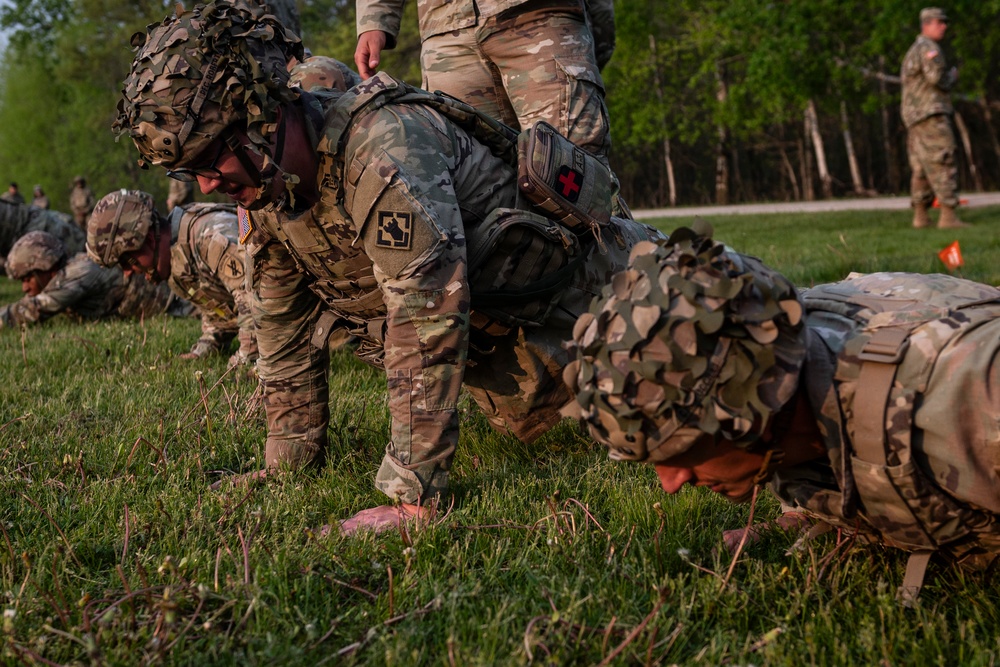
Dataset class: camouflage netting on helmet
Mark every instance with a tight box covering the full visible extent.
[113,0,303,169]
[564,221,807,463]
[6,231,67,280]
[87,190,157,267]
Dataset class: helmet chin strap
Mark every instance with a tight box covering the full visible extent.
[238,112,300,211]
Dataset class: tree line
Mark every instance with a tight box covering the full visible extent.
[3,0,1000,210]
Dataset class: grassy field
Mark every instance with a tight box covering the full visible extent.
[1,206,999,665]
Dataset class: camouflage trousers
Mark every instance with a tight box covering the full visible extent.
[907,114,959,208]
[420,2,611,163]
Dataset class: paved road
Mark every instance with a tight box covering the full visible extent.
[632,192,1000,220]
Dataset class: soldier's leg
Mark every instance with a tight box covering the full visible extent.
[420,28,519,129]
[907,127,935,209]
[479,7,611,162]
[920,115,960,209]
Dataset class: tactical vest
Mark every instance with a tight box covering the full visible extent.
[792,273,1000,600]
[168,203,240,320]
[268,74,594,349]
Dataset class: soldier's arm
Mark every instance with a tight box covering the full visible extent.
[584,0,616,71]
[249,236,329,469]
[356,0,404,49]
[346,114,470,506]
[920,42,957,90]
[217,241,258,364]
[0,276,82,327]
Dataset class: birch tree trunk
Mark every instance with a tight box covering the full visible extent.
[806,99,833,198]
[780,144,801,201]
[979,97,1000,172]
[799,132,814,201]
[953,110,982,192]
[840,101,866,196]
[649,35,677,206]
[715,64,729,205]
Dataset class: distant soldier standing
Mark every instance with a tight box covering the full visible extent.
[87,190,257,366]
[901,8,966,229]
[0,231,183,329]
[355,0,615,164]
[1,183,25,205]
[69,176,96,230]
[31,185,50,209]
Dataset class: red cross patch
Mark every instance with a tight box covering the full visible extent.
[556,165,583,203]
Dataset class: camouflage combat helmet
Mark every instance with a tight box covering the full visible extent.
[6,231,67,280]
[288,55,362,92]
[86,189,158,267]
[564,221,807,464]
[113,0,303,172]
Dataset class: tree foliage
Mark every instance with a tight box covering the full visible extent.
[2,0,1000,208]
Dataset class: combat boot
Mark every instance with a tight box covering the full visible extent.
[938,205,970,229]
[912,203,931,229]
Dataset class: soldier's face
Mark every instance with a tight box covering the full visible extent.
[120,228,170,283]
[21,269,55,296]
[653,437,765,504]
[923,19,948,41]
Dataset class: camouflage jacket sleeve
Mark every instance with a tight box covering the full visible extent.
[0,264,86,328]
[188,221,257,361]
[356,0,405,48]
[247,233,329,469]
[343,106,472,505]
[584,0,615,70]
[917,38,956,91]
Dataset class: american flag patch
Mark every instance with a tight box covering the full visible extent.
[238,206,254,244]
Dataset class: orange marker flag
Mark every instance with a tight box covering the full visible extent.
[938,240,964,271]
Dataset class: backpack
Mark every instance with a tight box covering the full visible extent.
[799,272,1000,601]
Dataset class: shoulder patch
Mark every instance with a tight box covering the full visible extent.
[238,206,255,244]
[375,210,413,250]
[925,50,939,59]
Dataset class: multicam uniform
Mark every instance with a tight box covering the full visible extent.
[244,73,659,503]
[771,272,1000,563]
[356,0,614,162]
[0,254,179,328]
[288,55,362,92]
[167,203,256,361]
[0,201,86,258]
[901,34,959,208]
[166,179,195,210]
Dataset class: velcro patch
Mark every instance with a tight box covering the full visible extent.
[376,211,413,250]
[238,206,254,244]
[555,165,584,203]
[926,50,938,59]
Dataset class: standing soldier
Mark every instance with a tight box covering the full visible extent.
[69,176,96,230]
[1,231,184,329]
[87,190,256,366]
[566,222,1000,602]
[355,0,615,165]
[114,1,660,533]
[901,8,966,229]
[31,185,50,209]
[1,183,25,205]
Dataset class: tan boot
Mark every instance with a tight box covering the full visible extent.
[912,203,931,229]
[938,205,970,229]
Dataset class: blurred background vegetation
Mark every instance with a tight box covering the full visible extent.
[4,0,1000,212]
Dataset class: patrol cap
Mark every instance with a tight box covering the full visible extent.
[114,0,303,170]
[6,231,67,280]
[86,189,158,267]
[920,7,948,22]
[564,221,807,464]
